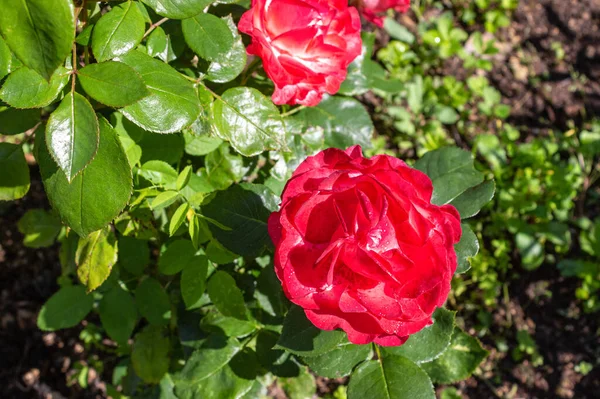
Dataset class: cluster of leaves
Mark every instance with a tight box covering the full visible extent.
[0,0,497,397]
[376,10,509,157]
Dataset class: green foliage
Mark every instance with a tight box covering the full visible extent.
[0,2,499,397]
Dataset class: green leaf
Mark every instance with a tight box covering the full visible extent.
[213,87,286,156]
[99,287,138,345]
[118,236,150,276]
[383,17,416,43]
[347,355,435,399]
[207,271,248,320]
[516,231,544,271]
[158,239,197,275]
[280,366,317,399]
[135,277,172,326]
[38,117,132,237]
[454,223,479,274]
[184,133,223,157]
[78,61,149,107]
[276,305,347,357]
[92,1,146,62]
[0,107,40,135]
[0,36,11,80]
[76,226,118,292]
[206,16,247,83]
[180,255,209,309]
[151,190,179,210]
[17,209,62,248]
[0,66,70,108]
[176,165,193,191]
[139,160,178,186]
[296,96,373,149]
[132,325,170,384]
[200,311,257,338]
[45,92,100,182]
[0,0,74,80]
[380,308,455,363]
[420,328,488,384]
[141,0,213,19]
[414,147,484,205]
[118,51,201,133]
[202,183,278,258]
[182,13,233,62]
[37,285,94,331]
[174,335,256,399]
[0,143,31,201]
[169,203,190,236]
[255,266,288,317]
[303,342,371,378]
[450,180,495,219]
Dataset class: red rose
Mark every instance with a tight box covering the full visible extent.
[268,146,461,346]
[238,0,362,106]
[358,0,410,27]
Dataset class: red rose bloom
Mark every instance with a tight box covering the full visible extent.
[358,0,410,27]
[238,0,362,106]
[268,146,461,346]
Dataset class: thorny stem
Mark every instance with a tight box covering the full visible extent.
[143,17,169,39]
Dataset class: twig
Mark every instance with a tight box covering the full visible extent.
[143,17,169,39]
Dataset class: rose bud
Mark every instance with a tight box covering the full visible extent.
[268,146,461,346]
[238,0,362,107]
[357,0,411,27]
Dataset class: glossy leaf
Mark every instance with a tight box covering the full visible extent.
[38,117,132,237]
[0,0,74,80]
[181,255,209,310]
[139,160,178,186]
[450,180,495,219]
[303,342,371,378]
[37,285,94,331]
[99,287,138,345]
[0,143,30,201]
[132,325,170,384]
[207,271,248,320]
[118,51,201,133]
[151,190,179,210]
[78,61,149,107]
[414,147,484,205]
[420,328,488,384]
[276,305,347,357]
[76,227,118,292]
[254,266,288,317]
[92,1,146,62]
[202,183,278,257]
[17,209,62,248]
[141,0,213,19]
[213,87,287,156]
[347,355,435,399]
[158,239,197,275]
[296,96,374,149]
[206,16,247,83]
[182,13,233,62]
[380,308,455,363]
[0,66,70,108]
[135,277,171,326]
[200,311,257,338]
[454,223,479,274]
[45,92,100,182]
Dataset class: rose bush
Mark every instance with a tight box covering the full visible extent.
[358,0,411,26]
[269,146,462,345]
[239,0,362,106]
[0,0,493,397]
